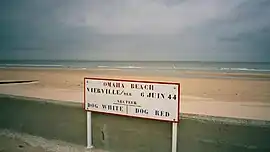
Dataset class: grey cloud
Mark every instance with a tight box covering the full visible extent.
[0,0,270,62]
[61,0,244,34]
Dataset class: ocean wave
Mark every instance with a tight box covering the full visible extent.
[1,63,269,73]
[115,66,143,69]
[0,64,63,67]
[171,67,270,72]
[97,65,143,69]
[95,65,270,72]
[97,66,109,68]
[220,68,270,72]
[173,67,217,71]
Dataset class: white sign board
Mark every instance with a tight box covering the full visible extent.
[84,78,180,122]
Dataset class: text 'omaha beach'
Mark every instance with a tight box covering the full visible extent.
[86,81,176,100]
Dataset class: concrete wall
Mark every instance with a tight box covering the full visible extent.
[0,95,270,152]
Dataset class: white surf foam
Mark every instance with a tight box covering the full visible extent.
[0,64,63,67]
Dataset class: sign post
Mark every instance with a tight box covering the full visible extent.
[87,111,93,149]
[84,77,180,151]
[172,122,178,152]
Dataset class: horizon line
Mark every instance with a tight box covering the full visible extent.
[0,59,269,63]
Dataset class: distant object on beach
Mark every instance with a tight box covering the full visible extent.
[0,80,39,85]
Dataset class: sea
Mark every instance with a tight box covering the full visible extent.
[0,60,270,72]
[0,60,270,79]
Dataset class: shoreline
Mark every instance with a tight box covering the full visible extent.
[1,67,270,80]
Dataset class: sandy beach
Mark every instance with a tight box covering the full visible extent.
[0,68,270,102]
[0,68,270,121]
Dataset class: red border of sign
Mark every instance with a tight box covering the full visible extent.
[83,77,181,123]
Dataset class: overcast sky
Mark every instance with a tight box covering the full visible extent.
[0,0,270,61]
